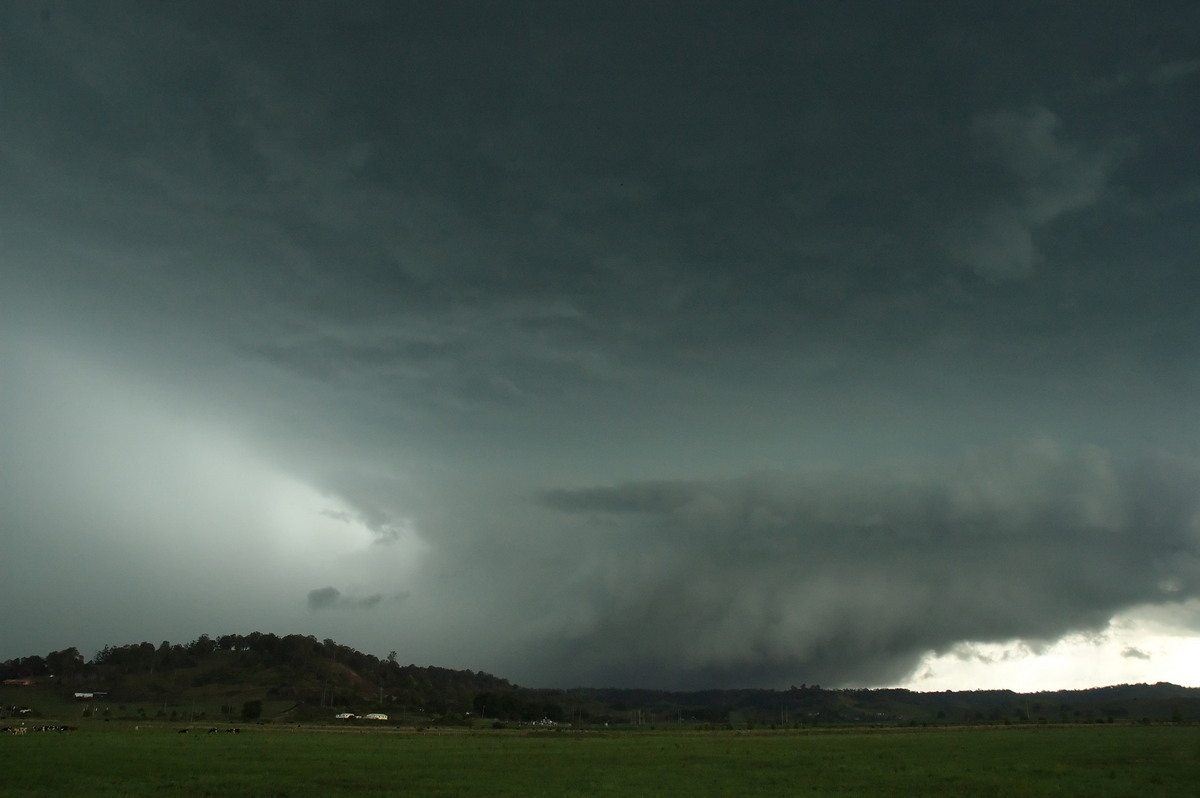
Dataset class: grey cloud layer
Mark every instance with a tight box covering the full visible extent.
[7,3,1197,394]
[3,3,1200,686]
[530,443,1200,687]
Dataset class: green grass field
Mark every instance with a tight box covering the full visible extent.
[2,724,1198,797]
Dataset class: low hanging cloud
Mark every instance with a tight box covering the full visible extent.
[533,441,1200,688]
[306,586,385,612]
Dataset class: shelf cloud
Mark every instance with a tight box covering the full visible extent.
[3,1,1199,690]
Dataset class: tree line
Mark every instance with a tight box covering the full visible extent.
[1,633,519,716]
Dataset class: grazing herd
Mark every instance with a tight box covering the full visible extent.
[4,724,79,734]
[5,724,244,735]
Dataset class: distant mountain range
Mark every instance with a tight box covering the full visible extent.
[3,633,1197,726]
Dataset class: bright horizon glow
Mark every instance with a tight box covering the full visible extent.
[900,602,1200,692]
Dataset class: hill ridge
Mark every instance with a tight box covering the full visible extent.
[4,632,1198,726]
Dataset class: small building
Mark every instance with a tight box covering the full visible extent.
[363,713,388,721]
[335,713,356,720]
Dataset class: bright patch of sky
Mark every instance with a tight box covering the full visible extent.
[904,603,1200,692]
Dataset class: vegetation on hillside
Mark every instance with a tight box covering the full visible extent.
[3,633,1198,727]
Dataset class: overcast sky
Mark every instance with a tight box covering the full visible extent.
[3,2,1200,691]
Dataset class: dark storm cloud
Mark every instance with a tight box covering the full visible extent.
[9,0,1196,391]
[532,442,1200,687]
[3,2,1200,688]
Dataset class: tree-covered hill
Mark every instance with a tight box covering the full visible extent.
[2,633,513,720]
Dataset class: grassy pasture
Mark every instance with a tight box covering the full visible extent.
[2,724,1197,797]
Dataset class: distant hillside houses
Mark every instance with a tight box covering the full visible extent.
[335,712,391,720]
[528,717,566,728]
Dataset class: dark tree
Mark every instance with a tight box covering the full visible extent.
[241,700,263,720]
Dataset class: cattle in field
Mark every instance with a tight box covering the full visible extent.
[208,728,218,734]
[178,728,189,734]
[0,723,79,733]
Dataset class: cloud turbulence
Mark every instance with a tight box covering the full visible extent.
[539,442,1200,687]
[2,2,1200,690]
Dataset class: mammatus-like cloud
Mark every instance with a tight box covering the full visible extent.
[533,441,1200,688]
